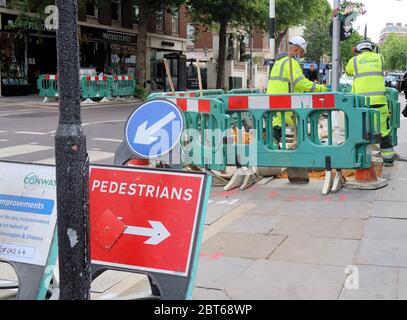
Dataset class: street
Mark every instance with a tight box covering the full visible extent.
[2,94,406,300]
[0,97,139,165]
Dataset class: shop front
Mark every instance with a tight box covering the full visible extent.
[79,26,137,77]
[0,13,57,96]
[149,35,187,91]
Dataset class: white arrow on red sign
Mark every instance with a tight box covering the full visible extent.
[124,220,171,245]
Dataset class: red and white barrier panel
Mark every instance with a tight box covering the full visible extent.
[164,92,197,97]
[166,98,211,113]
[86,76,108,81]
[227,94,336,110]
[44,75,59,80]
[114,76,133,81]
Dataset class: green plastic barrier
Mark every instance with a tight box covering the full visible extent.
[219,92,380,171]
[147,89,225,100]
[385,87,401,146]
[81,76,113,99]
[112,75,136,97]
[228,88,262,94]
[37,74,59,97]
[152,96,228,171]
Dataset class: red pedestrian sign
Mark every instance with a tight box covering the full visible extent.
[89,165,208,276]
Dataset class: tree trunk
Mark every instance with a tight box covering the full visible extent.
[137,0,149,88]
[216,19,228,89]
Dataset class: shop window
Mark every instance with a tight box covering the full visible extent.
[171,8,179,35]
[112,0,121,22]
[86,0,98,17]
[156,7,164,33]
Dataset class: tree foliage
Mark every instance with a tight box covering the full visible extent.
[187,0,267,88]
[381,33,407,71]
[303,0,332,63]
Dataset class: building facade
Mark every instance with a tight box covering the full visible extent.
[379,23,407,46]
[0,1,187,96]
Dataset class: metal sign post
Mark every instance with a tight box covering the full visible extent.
[55,0,91,300]
[332,0,341,91]
[269,0,276,74]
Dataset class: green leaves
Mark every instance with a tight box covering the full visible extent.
[381,33,407,71]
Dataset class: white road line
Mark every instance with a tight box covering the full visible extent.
[0,139,8,142]
[15,131,48,135]
[82,119,126,127]
[0,144,53,158]
[35,150,115,165]
[92,138,122,143]
[0,131,7,134]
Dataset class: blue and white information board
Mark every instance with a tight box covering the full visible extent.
[125,100,184,159]
[0,162,57,266]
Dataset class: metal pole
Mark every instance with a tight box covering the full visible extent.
[269,0,276,78]
[55,0,91,300]
[364,24,367,40]
[250,30,254,88]
[332,0,341,91]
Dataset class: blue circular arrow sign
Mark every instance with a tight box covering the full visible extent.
[125,99,184,159]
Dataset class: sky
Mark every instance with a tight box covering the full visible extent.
[330,0,407,42]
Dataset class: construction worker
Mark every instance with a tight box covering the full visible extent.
[345,40,395,167]
[267,36,328,183]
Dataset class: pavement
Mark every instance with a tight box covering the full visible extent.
[1,94,407,300]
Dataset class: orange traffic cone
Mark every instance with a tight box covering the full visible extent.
[345,162,388,190]
[127,158,150,167]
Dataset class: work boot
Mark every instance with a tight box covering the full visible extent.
[384,161,394,168]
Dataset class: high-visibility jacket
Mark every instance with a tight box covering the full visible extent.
[345,51,387,106]
[267,53,328,127]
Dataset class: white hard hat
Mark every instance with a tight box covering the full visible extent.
[289,36,307,52]
[356,41,373,52]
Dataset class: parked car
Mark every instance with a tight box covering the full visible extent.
[385,73,404,91]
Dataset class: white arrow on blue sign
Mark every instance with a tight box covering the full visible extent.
[125,99,184,159]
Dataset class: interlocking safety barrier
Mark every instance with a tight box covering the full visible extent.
[112,75,136,98]
[80,76,112,100]
[149,92,381,173]
[37,74,59,99]
[219,93,380,170]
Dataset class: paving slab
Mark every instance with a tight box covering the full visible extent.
[398,268,407,300]
[339,265,398,300]
[270,217,365,240]
[373,183,407,202]
[362,218,407,241]
[356,238,407,267]
[201,232,286,259]
[224,260,345,300]
[371,201,407,219]
[195,256,254,290]
[270,200,371,219]
[224,215,280,234]
[193,287,231,300]
[269,236,359,267]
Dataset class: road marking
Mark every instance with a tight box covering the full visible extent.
[15,131,48,136]
[82,119,126,127]
[35,150,115,165]
[0,139,8,142]
[0,131,7,134]
[0,144,54,158]
[92,138,122,143]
